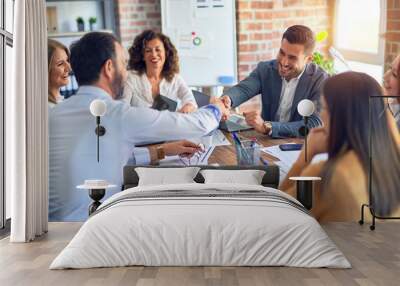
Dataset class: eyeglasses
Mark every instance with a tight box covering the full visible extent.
[179,146,212,166]
[179,152,201,166]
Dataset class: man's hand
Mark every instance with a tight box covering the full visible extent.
[243,110,267,134]
[162,140,203,158]
[209,96,230,121]
[178,103,197,113]
[220,95,232,109]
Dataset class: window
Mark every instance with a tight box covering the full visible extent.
[1,0,14,230]
[5,0,12,33]
[333,0,386,82]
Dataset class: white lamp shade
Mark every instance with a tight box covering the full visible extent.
[297,99,315,117]
[90,99,107,117]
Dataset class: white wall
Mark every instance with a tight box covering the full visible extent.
[46,1,104,33]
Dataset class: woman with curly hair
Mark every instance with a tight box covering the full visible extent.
[122,30,197,113]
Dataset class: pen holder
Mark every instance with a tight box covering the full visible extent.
[235,140,261,166]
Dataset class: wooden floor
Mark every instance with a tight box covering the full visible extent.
[0,222,399,286]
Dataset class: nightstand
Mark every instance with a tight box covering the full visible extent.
[77,180,116,215]
[289,176,321,210]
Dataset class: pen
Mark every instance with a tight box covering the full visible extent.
[250,137,257,148]
[260,157,269,166]
[232,132,243,147]
[200,146,212,163]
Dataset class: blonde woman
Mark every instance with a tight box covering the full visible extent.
[48,39,71,108]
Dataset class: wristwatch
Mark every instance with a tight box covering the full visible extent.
[156,146,165,160]
[263,121,273,136]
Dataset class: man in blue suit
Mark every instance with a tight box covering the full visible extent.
[221,25,329,138]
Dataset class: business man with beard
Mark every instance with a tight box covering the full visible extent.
[221,25,328,138]
[49,32,229,221]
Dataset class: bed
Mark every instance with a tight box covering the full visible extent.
[50,165,350,269]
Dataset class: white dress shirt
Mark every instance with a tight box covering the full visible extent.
[275,68,305,122]
[49,86,220,222]
[48,95,63,109]
[121,71,197,109]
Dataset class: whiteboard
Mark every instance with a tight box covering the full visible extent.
[161,0,237,87]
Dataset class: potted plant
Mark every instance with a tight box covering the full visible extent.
[312,31,335,75]
[76,17,85,32]
[89,17,97,31]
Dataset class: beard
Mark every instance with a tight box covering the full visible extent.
[111,70,125,100]
[278,64,300,81]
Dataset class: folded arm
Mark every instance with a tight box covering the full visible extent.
[270,113,322,138]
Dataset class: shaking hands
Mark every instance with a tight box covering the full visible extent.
[209,96,231,121]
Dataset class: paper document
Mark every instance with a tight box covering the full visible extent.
[261,145,328,183]
[261,145,301,167]
[189,130,230,147]
[159,146,215,166]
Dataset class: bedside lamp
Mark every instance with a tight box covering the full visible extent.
[297,99,315,162]
[90,99,107,162]
[290,99,320,210]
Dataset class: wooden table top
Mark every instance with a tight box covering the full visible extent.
[209,130,303,165]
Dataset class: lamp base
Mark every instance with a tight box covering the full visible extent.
[296,180,313,210]
[95,125,106,136]
[88,188,105,215]
[298,126,310,137]
[289,176,321,210]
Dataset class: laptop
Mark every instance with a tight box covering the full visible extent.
[152,94,178,112]
[219,114,253,132]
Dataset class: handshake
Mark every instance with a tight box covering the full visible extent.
[209,95,269,134]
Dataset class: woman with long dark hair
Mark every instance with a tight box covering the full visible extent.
[280,71,400,222]
[383,55,400,129]
[121,30,197,113]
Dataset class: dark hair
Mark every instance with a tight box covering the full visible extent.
[128,30,179,82]
[322,71,400,216]
[70,32,119,85]
[282,25,315,55]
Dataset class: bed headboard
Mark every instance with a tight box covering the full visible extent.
[123,165,280,190]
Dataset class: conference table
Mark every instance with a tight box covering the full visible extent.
[208,129,303,166]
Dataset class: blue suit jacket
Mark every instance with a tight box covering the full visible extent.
[225,60,329,138]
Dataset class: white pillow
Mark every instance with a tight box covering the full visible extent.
[136,167,200,186]
[200,169,266,185]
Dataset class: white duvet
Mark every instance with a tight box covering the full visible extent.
[50,183,350,269]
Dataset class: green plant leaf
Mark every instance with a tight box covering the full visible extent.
[316,31,328,43]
